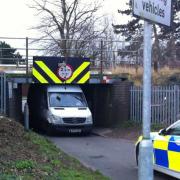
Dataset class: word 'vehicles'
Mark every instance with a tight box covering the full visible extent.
[142,1,165,18]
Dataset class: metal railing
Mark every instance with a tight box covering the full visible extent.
[0,37,141,75]
[130,85,180,125]
[0,36,180,75]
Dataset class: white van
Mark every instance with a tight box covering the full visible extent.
[28,85,93,134]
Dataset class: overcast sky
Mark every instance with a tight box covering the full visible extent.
[0,0,128,56]
[0,0,128,38]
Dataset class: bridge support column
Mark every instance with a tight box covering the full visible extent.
[7,82,22,121]
[82,81,132,127]
[111,81,133,125]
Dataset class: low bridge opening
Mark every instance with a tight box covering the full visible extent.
[20,82,131,128]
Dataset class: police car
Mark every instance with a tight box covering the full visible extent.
[136,120,180,179]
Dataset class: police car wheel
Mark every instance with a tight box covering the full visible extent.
[136,144,139,166]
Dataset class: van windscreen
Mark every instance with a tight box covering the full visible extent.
[49,92,87,107]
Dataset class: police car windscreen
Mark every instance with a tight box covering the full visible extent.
[169,121,180,135]
[49,92,87,107]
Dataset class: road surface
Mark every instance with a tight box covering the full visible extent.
[49,135,176,180]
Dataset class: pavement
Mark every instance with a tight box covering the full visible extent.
[49,134,174,180]
[92,128,113,137]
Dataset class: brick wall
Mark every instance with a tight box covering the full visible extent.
[110,81,133,125]
[82,81,132,127]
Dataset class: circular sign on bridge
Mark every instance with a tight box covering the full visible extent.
[57,64,73,81]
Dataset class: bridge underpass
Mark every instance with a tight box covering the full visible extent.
[4,78,132,128]
[0,37,137,128]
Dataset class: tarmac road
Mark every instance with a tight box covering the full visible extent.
[49,135,177,180]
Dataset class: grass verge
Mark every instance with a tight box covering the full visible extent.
[0,117,109,180]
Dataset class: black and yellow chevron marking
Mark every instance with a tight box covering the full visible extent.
[32,67,48,83]
[32,56,90,84]
[66,62,90,83]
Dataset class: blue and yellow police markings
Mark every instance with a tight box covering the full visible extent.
[32,56,90,84]
[153,135,180,172]
[153,136,170,169]
[168,136,180,172]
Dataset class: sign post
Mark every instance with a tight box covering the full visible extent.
[138,20,153,180]
[133,1,172,180]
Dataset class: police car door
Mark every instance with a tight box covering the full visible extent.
[166,123,180,173]
[168,135,180,173]
[153,134,171,170]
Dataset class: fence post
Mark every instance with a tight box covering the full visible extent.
[174,85,179,122]
[130,86,133,121]
[26,37,29,80]
[100,40,103,82]
[177,86,180,120]
[3,73,6,115]
[24,102,29,131]
[0,74,3,114]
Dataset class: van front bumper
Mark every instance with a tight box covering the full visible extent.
[50,124,93,134]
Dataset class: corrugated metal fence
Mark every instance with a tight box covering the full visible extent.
[130,85,180,125]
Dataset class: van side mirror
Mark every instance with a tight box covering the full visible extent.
[159,128,167,135]
[56,96,61,101]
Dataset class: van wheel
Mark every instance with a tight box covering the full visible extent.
[46,126,53,136]
[82,130,92,136]
[42,122,53,136]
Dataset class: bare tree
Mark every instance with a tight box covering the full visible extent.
[152,25,162,72]
[29,0,106,57]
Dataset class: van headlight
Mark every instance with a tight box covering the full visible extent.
[47,112,63,124]
[86,115,93,124]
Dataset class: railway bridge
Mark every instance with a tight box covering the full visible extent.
[0,37,136,127]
